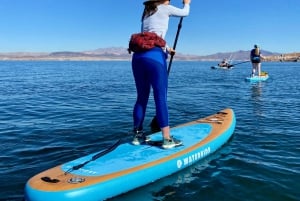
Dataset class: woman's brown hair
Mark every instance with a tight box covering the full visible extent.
[142,0,167,21]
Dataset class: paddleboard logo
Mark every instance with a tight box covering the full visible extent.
[177,147,211,169]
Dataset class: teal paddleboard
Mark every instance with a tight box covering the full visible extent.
[25,108,236,201]
[245,73,269,82]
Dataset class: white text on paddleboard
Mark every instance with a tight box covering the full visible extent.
[177,147,211,169]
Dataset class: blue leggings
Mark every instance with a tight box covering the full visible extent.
[132,47,169,130]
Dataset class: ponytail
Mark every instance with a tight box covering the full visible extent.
[142,4,158,21]
[142,0,166,21]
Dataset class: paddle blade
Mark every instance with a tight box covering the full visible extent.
[150,116,161,133]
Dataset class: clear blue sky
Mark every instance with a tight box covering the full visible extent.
[1,0,299,55]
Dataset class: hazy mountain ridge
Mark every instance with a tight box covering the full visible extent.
[0,47,299,61]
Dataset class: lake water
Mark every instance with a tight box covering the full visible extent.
[0,60,299,201]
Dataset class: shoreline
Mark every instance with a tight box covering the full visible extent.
[0,50,299,62]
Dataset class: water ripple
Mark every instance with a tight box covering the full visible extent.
[0,61,299,201]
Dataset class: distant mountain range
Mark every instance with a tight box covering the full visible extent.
[0,47,299,62]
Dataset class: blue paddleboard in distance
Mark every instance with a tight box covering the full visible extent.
[245,72,269,82]
[211,66,233,70]
[24,108,236,201]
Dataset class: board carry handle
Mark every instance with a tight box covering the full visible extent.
[41,176,60,183]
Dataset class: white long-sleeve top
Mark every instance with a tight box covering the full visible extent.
[141,4,190,39]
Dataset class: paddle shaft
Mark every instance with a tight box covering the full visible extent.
[229,60,250,67]
[64,139,121,175]
[150,17,184,131]
[167,17,183,75]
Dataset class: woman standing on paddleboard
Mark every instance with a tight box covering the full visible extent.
[129,0,191,149]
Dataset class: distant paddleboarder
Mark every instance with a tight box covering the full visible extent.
[218,58,231,68]
[250,44,265,77]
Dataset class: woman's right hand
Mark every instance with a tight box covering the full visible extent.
[183,0,191,4]
[167,48,176,56]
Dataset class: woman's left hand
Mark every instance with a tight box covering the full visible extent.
[168,48,176,56]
